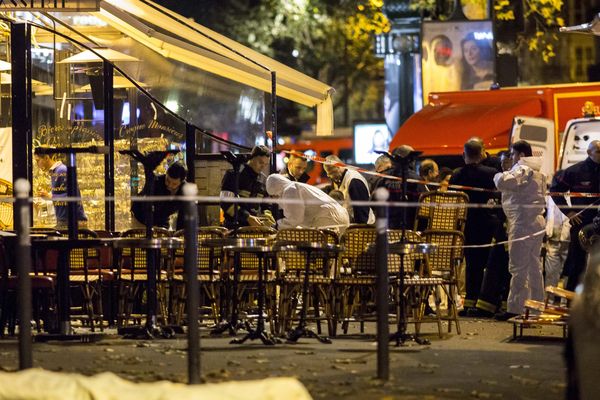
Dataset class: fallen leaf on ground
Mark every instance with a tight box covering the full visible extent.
[334,358,367,364]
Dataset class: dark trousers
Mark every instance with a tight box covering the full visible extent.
[476,224,510,312]
[464,247,491,308]
[463,219,496,308]
[565,223,588,291]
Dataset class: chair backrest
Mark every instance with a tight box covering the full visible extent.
[339,226,377,275]
[173,227,225,273]
[94,230,114,268]
[321,228,339,245]
[415,191,469,232]
[275,228,328,276]
[421,230,465,277]
[30,229,61,274]
[119,228,171,271]
[59,229,100,273]
[387,229,428,276]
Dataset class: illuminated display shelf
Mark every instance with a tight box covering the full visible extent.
[33,136,173,232]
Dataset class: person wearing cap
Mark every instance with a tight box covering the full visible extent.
[449,140,499,316]
[131,161,189,229]
[371,144,425,229]
[281,153,310,183]
[265,174,349,233]
[323,154,375,224]
[220,145,271,229]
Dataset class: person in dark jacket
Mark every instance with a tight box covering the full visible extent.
[550,140,600,290]
[469,136,502,172]
[220,145,271,229]
[281,153,310,183]
[449,140,499,314]
[371,145,425,229]
[131,161,188,229]
[324,154,375,224]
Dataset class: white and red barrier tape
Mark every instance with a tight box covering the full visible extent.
[284,150,600,198]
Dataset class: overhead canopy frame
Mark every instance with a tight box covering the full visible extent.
[93,0,335,135]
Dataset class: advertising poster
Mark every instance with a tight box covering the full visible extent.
[354,121,392,165]
[421,20,495,102]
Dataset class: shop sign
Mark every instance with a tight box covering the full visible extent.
[0,0,100,12]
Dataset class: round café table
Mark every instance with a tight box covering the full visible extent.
[30,236,110,342]
[282,241,343,344]
[387,240,437,346]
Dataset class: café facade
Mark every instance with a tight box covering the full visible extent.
[0,0,334,231]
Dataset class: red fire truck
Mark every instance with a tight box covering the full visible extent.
[390,82,600,175]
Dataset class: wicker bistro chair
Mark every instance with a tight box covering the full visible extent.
[0,237,55,336]
[421,229,465,334]
[415,191,469,232]
[275,228,335,337]
[226,226,278,331]
[388,229,444,338]
[170,227,227,326]
[58,229,114,332]
[335,225,379,334]
[116,227,171,327]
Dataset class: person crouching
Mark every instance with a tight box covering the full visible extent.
[265,174,350,234]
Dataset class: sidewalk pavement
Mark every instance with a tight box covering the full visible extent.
[0,319,566,399]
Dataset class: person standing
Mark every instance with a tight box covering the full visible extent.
[494,140,546,319]
[131,161,188,229]
[220,145,271,229]
[374,154,392,174]
[469,136,502,172]
[35,153,87,229]
[544,194,570,293]
[449,140,498,314]
[470,151,512,317]
[550,140,600,291]
[367,154,392,193]
[371,145,425,229]
[419,159,440,191]
[324,155,374,224]
[281,153,310,183]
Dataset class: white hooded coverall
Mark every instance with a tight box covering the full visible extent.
[265,174,350,234]
[494,156,546,314]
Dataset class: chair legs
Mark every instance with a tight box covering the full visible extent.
[277,281,334,337]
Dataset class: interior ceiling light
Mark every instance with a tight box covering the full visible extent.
[75,75,147,92]
[57,48,140,63]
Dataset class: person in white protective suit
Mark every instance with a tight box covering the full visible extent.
[265,174,350,234]
[493,140,546,320]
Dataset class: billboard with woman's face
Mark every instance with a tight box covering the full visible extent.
[421,20,494,102]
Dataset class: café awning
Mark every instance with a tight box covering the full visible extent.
[93,0,334,135]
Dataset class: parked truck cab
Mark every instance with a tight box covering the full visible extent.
[391,83,600,175]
